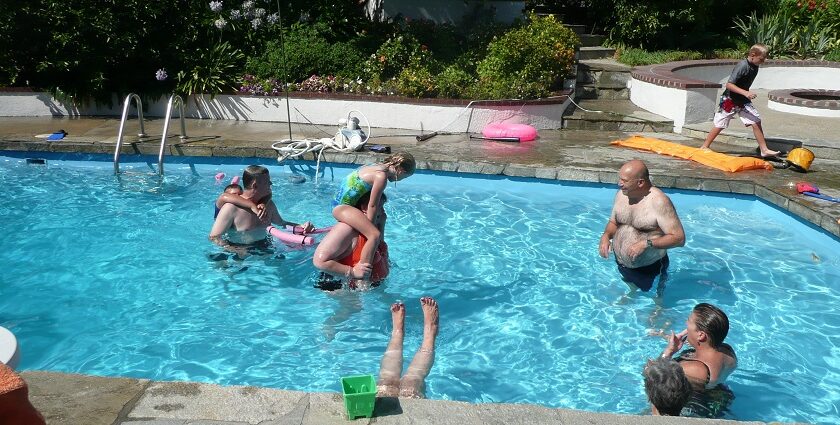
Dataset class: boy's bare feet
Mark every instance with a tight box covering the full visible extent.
[391,302,405,335]
[760,149,780,157]
[420,297,439,338]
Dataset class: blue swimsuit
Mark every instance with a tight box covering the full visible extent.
[332,169,373,208]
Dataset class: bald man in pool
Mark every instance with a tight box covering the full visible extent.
[209,165,312,253]
[598,160,685,295]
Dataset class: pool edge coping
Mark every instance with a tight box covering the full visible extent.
[22,370,783,425]
[2,140,837,239]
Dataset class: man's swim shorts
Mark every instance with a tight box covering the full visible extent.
[616,254,669,292]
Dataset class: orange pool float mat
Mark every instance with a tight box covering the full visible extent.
[612,135,773,173]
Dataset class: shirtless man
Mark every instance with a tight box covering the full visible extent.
[209,165,312,252]
[598,160,685,294]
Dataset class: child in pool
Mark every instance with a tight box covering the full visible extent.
[215,181,264,219]
[332,152,415,281]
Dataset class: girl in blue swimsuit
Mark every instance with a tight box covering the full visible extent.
[332,152,415,282]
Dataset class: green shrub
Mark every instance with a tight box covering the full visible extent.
[0,0,287,103]
[363,34,436,82]
[595,0,715,49]
[474,14,578,99]
[399,18,463,65]
[733,11,797,56]
[436,65,475,99]
[176,41,245,97]
[615,47,745,66]
[396,61,437,98]
[825,46,840,61]
[246,22,366,82]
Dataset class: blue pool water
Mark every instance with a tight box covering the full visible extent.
[1,153,839,424]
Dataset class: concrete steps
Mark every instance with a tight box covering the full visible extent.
[566,24,614,60]
[575,59,631,100]
[578,46,616,60]
[570,26,625,99]
[563,99,673,132]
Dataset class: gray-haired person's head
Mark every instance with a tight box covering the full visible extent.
[644,358,691,416]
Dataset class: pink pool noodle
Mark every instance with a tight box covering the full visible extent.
[267,226,314,245]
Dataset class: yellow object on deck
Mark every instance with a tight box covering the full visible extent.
[786,147,814,172]
[611,135,773,173]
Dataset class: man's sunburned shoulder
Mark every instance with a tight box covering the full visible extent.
[647,187,674,207]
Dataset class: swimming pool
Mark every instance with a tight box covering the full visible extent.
[1,153,838,424]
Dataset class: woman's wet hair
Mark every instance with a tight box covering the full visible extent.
[693,303,729,348]
[644,358,692,416]
[384,151,416,175]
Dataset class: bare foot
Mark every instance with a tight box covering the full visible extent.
[420,296,439,337]
[760,149,780,157]
[391,302,405,335]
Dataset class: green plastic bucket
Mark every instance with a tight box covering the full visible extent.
[340,374,376,420]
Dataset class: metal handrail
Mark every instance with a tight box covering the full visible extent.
[113,93,146,174]
[157,94,188,175]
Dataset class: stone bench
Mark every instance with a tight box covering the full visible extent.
[629,59,840,131]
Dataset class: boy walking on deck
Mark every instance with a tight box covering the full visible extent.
[701,44,779,157]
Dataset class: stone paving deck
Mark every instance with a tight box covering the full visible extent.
[681,89,840,160]
[22,371,794,425]
[1,114,836,425]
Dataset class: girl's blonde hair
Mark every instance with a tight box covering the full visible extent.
[383,151,416,175]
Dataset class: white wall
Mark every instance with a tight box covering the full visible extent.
[630,79,687,131]
[0,92,570,131]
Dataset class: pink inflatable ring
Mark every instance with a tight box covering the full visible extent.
[482,123,538,142]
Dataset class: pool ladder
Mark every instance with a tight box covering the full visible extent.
[113,93,188,175]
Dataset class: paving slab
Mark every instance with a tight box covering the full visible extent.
[129,381,307,423]
[22,370,149,425]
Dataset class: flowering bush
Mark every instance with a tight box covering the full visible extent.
[363,34,436,82]
[297,74,337,92]
[396,62,436,98]
[475,13,579,99]
[238,74,286,95]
